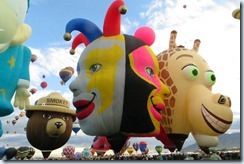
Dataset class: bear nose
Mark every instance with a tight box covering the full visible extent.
[55,122,63,129]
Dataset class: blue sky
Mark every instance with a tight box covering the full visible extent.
[0,0,240,159]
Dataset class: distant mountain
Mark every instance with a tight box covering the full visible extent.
[181,133,240,152]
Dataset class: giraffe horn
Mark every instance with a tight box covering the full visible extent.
[192,39,201,52]
[169,30,177,49]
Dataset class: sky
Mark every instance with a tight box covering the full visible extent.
[0,0,241,159]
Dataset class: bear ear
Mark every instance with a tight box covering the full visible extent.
[25,111,33,118]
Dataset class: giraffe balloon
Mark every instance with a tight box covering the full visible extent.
[156,30,233,151]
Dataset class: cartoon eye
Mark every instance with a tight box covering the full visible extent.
[145,67,155,78]
[63,116,70,121]
[182,64,199,80]
[204,71,216,86]
[43,114,51,119]
[90,64,102,73]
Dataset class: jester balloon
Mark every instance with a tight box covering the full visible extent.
[65,0,170,138]
[156,30,233,151]
[0,0,32,135]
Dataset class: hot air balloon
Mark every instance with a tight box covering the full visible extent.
[74,151,82,160]
[65,66,74,74]
[72,122,81,135]
[5,147,17,160]
[155,145,162,155]
[92,136,110,157]
[133,143,139,152]
[26,147,35,160]
[232,8,240,20]
[0,0,31,118]
[25,92,76,159]
[30,88,37,94]
[40,81,47,89]
[63,146,75,159]
[19,111,25,117]
[126,146,134,155]
[31,54,37,62]
[16,146,30,160]
[15,116,19,120]
[156,30,233,152]
[81,148,92,159]
[139,141,147,154]
[0,147,6,160]
[59,67,74,85]
[65,0,170,144]
[12,120,16,125]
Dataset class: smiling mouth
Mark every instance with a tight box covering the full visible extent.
[201,104,232,134]
[74,92,96,120]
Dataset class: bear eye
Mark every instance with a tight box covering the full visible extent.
[43,114,51,119]
[63,116,70,121]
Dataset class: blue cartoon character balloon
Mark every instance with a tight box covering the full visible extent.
[0,0,32,133]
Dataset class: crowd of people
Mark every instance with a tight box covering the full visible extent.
[45,150,240,161]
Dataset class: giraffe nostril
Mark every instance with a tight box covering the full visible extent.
[218,95,226,104]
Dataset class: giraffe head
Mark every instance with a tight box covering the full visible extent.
[157,30,233,151]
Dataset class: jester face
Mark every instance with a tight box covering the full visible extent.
[0,0,28,51]
[69,33,169,137]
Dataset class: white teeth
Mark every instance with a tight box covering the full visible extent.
[201,105,230,133]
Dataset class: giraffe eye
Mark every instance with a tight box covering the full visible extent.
[205,71,216,86]
[182,64,199,80]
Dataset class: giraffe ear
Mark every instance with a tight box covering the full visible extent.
[192,39,201,52]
